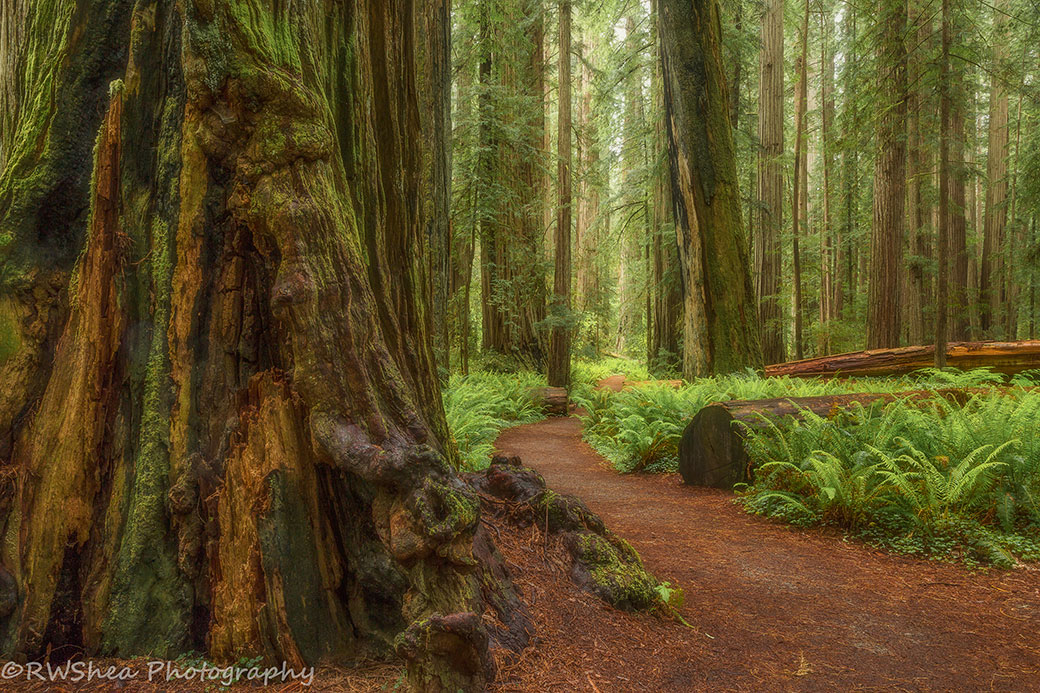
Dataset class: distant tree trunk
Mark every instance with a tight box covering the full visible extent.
[966,89,983,339]
[836,2,860,327]
[755,0,786,362]
[575,47,603,326]
[980,0,1009,337]
[948,50,971,342]
[650,0,682,376]
[480,0,547,365]
[790,0,809,360]
[659,0,764,377]
[0,2,523,688]
[866,0,908,349]
[419,0,453,375]
[1003,91,1024,338]
[905,1,932,346]
[477,4,503,353]
[616,15,646,357]
[819,6,837,353]
[549,0,573,388]
[936,0,952,367]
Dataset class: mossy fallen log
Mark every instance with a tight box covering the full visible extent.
[765,340,1040,378]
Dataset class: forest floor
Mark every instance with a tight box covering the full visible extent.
[488,414,1040,692]
[8,412,1040,692]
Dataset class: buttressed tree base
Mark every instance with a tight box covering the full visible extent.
[0,1,525,689]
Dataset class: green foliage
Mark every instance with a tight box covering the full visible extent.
[740,390,1040,567]
[442,371,547,470]
[575,368,961,474]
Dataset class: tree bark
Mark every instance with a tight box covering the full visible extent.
[980,0,1010,337]
[755,0,786,363]
[866,0,908,349]
[659,0,764,377]
[0,2,527,687]
[548,0,573,388]
[649,0,682,377]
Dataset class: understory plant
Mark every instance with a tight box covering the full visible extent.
[739,390,1040,567]
[576,369,998,474]
[442,370,547,470]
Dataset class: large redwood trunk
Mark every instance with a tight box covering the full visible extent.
[659,0,763,377]
[867,0,908,349]
[0,1,522,689]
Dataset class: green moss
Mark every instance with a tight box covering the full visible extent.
[102,217,190,656]
[0,307,20,366]
[414,479,480,542]
[227,0,301,71]
[573,533,659,611]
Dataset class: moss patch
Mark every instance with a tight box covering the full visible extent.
[0,307,20,366]
[567,532,659,611]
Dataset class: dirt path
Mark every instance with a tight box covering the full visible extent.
[494,415,1040,692]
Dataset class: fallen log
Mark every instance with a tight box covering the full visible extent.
[678,388,995,488]
[528,387,569,416]
[596,375,684,393]
[765,340,1040,378]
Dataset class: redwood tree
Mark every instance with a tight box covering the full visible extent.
[659,0,763,377]
[0,1,523,688]
[755,0,785,363]
[549,0,573,388]
[866,0,908,349]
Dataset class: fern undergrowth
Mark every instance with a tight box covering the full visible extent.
[738,382,1040,567]
[442,370,547,471]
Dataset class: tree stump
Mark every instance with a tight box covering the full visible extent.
[530,387,569,416]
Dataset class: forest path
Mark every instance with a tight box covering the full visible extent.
[493,415,1040,692]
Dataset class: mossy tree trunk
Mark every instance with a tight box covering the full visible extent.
[649,0,682,377]
[0,1,521,689]
[659,0,763,377]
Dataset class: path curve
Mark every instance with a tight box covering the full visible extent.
[495,415,1040,692]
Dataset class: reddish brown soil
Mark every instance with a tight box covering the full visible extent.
[492,415,1040,692]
